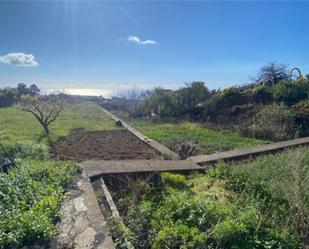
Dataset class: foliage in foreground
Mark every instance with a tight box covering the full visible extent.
[2,141,49,160]
[110,148,309,249]
[214,147,309,248]
[0,160,77,248]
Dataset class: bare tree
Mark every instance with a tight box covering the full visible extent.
[255,62,288,86]
[112,87,151,114]
[16,83,27,97]
[29,84,40,96]
[20,95,65,135]
[114,87,149,101]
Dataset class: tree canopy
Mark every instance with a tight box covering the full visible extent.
[19,95,65,135]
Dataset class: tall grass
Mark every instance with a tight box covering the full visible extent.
[212,147,309,248]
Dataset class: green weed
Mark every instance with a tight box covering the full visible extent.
[131,119,266,154]
[0,160,77,248]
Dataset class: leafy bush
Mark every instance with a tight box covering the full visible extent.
[251,85,273,104]
[213,148,309,248]
[219,87,248,107]
[249,103,295,140]
[273,79,309,105]
[202,87,250,123]
[230,103,254,115]
[138,88,177,117]
[152,223,207,249]
[161,173,186,189]
[136,82,210,118]
[162,153,173,160]
[4,142,49,160]
[175,81,210,117]
[0,160,77,248]
[202,94,225,122]
[252,85,266,94]
[293,100,309,136]
[108,217,136,249]
[0,87,17,108]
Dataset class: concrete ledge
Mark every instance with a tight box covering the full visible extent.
[83,159,203,180]
[190,136,309,165]
[56,175,115,249]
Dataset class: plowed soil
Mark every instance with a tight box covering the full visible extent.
[50,128,160,161]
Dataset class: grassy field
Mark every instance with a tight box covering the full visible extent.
[130,118,267,155]
[110,147,309,249]
[0,103,117,144]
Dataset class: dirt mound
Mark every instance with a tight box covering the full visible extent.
[50,129,160,161]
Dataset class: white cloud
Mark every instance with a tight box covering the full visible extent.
[128,36,157,45]
[0,52,39,67]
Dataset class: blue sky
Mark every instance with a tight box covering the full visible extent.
[0,1,309,96]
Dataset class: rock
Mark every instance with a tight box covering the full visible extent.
[55,176,115,249]
[115,120,123,128]
[73,227,96,249]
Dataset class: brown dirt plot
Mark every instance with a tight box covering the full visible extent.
[50,128,160,161]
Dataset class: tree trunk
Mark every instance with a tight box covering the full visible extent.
[42,123,49,135]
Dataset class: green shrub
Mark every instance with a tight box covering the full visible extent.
[293,100,309,136]
[138,88,177,117]
[249,103,295,140]
[252,85,266,94]
[108,217,136,249]
[214,148,309,248]
[162,153,172,160]
[220,86,238,98]
[161,173,186,189]
[219,87,246,107]
[273,80,309,105]
[213,208,260,248]
[0,160,77,248]
[230,103,254,115]
[202,87,250,123]
[4,142,49,160]
[251,85,273,104]
[152,223,207,249]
